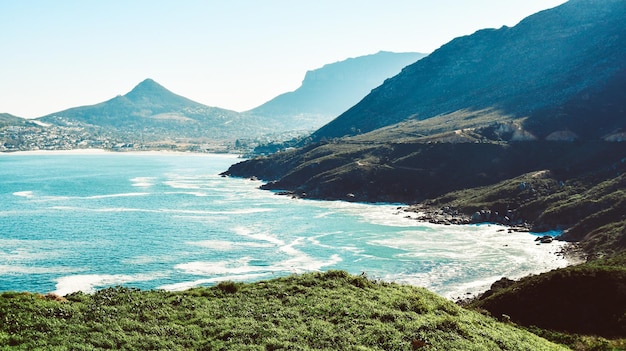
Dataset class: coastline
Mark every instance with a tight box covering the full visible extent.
[2,152,583,302]
[0,148,243,158]
[257,189,582,300]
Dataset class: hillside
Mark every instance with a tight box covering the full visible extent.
[37,79,267,141]
[0,113,32,128]
[310,0,626,142]
[246,51,425,131]
[0,271,569,350]
[470,252,626,338]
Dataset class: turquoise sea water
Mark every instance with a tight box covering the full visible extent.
[0,152,568,299]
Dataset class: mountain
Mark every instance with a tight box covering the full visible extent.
[225,0,626,251]
[311,0,626,142]
[38,79,267,141]
[245,51,425,131]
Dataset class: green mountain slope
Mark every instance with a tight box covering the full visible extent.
[0,271,568,350]
[38,79,266,140]
[471,252,626,338]
[246,51,426,131]
[311,0,626,142]
[0,113,32,128]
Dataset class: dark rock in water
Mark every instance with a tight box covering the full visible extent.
[275,191,295,196]
[535,235,554,244]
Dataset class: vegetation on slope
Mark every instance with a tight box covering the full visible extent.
[310,0,626,141]
[0,113,32,128]
[471,252,626,339]
[0,271,568,350]
[418,151,626,256]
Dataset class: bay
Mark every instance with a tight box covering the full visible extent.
[0,152,569,299]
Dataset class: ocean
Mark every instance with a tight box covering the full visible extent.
[0,152,569,299]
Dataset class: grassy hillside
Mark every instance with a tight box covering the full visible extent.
[471,252,626,339]
[0,113,31,128]
[0,271,568,350]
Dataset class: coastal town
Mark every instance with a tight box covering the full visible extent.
[0,123,238,153]
[1,115,310,155]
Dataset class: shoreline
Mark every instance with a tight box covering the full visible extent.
[0,148,243,157]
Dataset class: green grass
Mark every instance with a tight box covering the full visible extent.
[0,271,568,350]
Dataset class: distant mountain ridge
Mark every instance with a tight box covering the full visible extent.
[32,51,426,142]
[246,51,425,131]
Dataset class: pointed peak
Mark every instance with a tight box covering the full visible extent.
[132,78,166,91]
[124,78,174,100]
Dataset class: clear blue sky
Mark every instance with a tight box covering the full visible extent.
[0,0,567,118]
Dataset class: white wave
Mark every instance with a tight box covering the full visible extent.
[175,257,260,275]
[0,264,83,275]
[157,273,270,291]
[0,248,62,262]
[274,253,343,274]
[50,206,155,213]
[231,226,284,246]
[314,212,333,219]
[165,191,209,197]
[82,192,149,200]
[13,191,148,202]
[366,228,570,299]
[53,273,164,296]
[163,180,202,189]
[187,240,273,250]
[167,208,273,215]
[13,191,34,198]
[121,255,176,265]
[175,242,343,277]
[171,215,229,224]
[130,177,156,187]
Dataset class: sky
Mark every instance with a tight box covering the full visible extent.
[1,0,567,118]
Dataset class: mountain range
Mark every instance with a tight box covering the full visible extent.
[1,51,424,149]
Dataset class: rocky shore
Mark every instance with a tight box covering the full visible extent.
[400,202,586,258]
[400,203,533,232]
